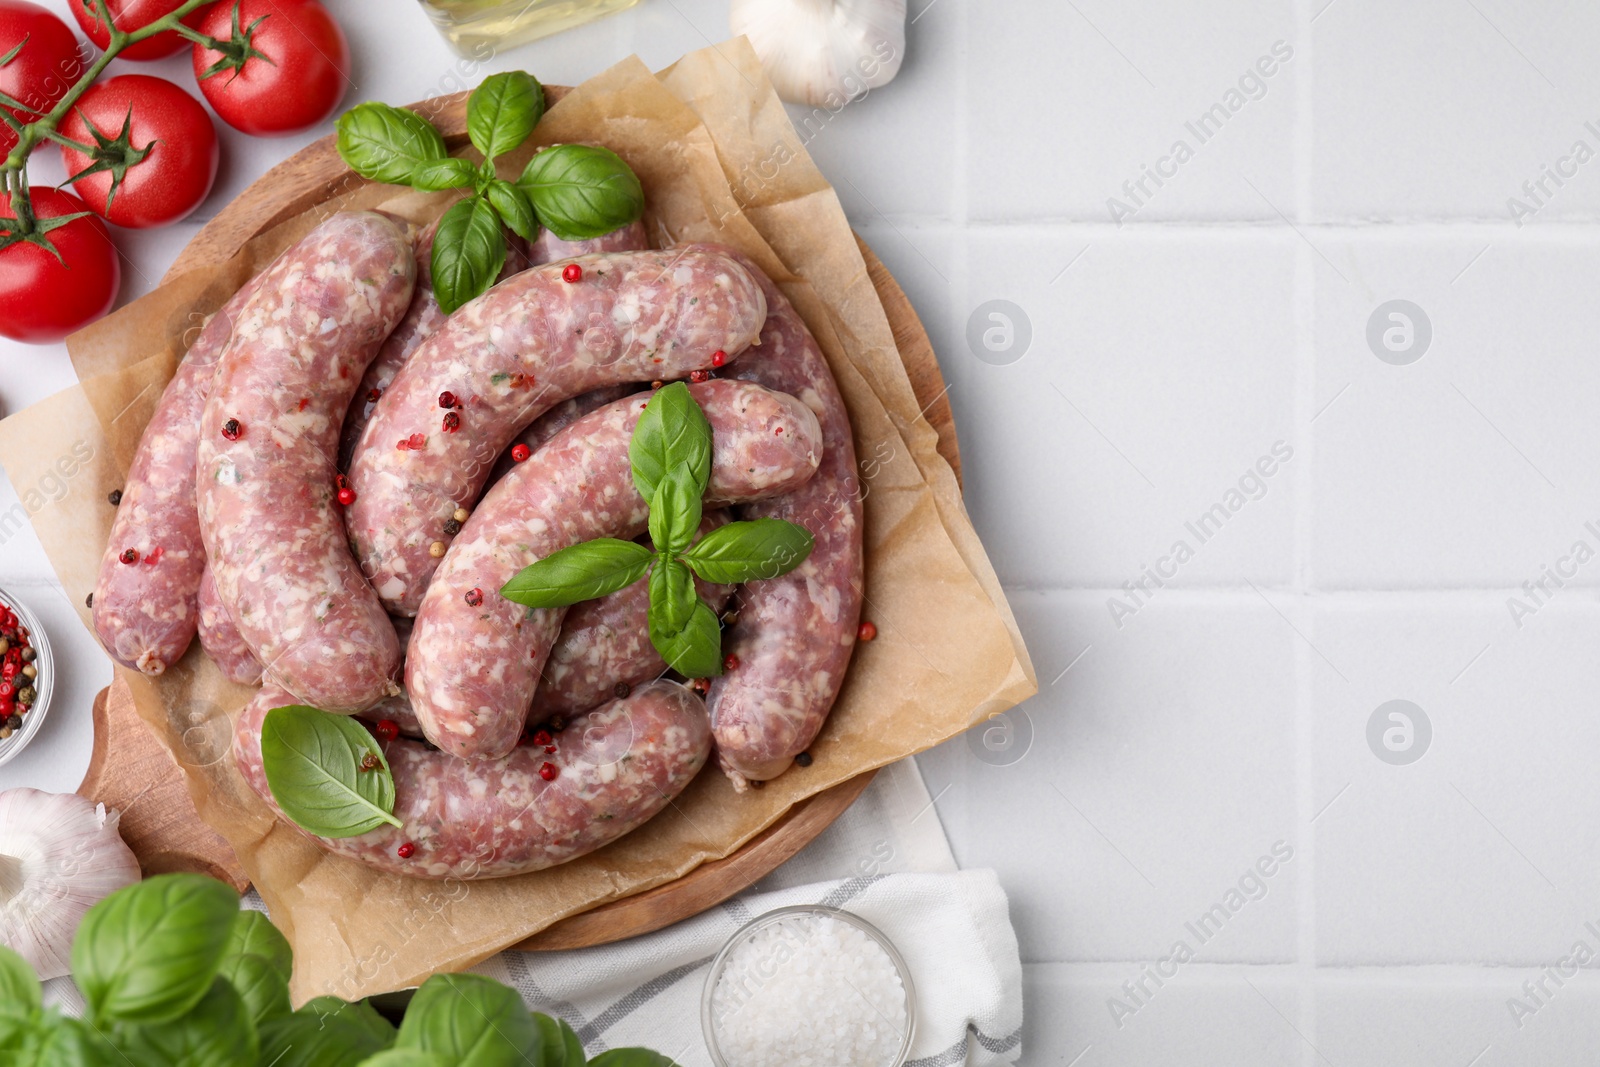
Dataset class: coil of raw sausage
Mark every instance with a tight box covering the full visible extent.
[344,248,768,617]
[197,212,415,713]
[232,679,711,880]
[196,566,262,686]
[408,379,823,761]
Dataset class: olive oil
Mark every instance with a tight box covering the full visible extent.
[418,0,642,54]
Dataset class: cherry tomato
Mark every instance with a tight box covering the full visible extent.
[59,75,218,228]
[69,0,202,61]
[0,1,85,156]
[191,0,348,136]
[0,187,120,343]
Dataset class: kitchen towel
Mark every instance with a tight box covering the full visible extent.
[473,758,1025,1067]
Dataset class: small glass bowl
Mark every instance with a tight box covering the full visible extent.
[0,586,53,768]
[701,905,917,1067]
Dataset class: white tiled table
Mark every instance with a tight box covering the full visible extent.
[3,1,1596,1062]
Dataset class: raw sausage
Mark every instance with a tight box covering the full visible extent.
[344,248,768,617]
[196,567,261,686]
[408,380,824,761]
[90,271,267,676]
[232,679,711,880]
[197,212,415,712]
[684,245,864,787]
[488,384,634,486]
[527,218,649,265]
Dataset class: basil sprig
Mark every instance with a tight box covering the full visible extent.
[502,383,815,679]
[259,706,402,838]
[334,71,646,314]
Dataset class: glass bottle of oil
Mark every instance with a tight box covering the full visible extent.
[418,0,643,55]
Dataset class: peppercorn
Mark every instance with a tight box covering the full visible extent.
[453,507,469,523]
[442,411,461,433]
[443,518,462,536]
[712,349,727,367]
[4,714,18,731]
[0,726,10,741]
[721,610,739,628]
[85,592,93,609]
[374,719,399,742]
[613,681,631,699]
[367,387,383,403]
[858,621,877,642]
[337,487,357,506]
[539,762,559,781]
[438,390,458,409]
[21,665,35,680]
[795,752,813,767]
[359,752,380,772]
[532,729,552,747]
[428,541,446,559]
[510,443,531,463]
[221,418,241,441]
[397,842,416,859]
[723,653,740,672]
[108,489,122,506]
[548,716,566,733]
[748,778,765,789]
[119,548,139,565]
[465,588,484,607]
[562,263,582,283]
[20,647,33,663]
[0,640,10,657]
[15,687,32,707]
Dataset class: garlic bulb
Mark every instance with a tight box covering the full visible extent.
[0,789,141,980]
[731,0,907,108]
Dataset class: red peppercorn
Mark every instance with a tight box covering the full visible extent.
[0,683,15,699]
[442,411,461,433]
[532,729,552,747]
[510,443,531,463]
[2,664,16,681]
[858,621,877,641]
[689,369,710,383]
[397,842,416,859]
[297,397,310,411]
[408,433,426,450]
[712,349,727,368]
[221,418,242,441]
[439,391,458,409]
[143,545,164,566]
[337,487,357,506]
[545,745,557,754]
[119,548,140,565]
[539,762,558,781]
[562,263,582,283]
[374,719,399,742]
[724,653,740,672]
[396,438,410,451]
[465,588,484,607]
[367,387,383,403]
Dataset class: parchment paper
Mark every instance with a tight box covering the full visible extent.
[0,39,1036,1002]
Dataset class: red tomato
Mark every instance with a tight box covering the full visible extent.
[0,1,85,155]
[59,75,219,228]
[69,0,201,61]
[0,187,121,343]
[191,0,349,136]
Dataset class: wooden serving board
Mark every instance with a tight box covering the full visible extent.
[78,87,959,950]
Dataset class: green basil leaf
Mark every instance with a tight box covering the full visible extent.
[72,874,239,1025]
[629,382,711,502]
[467,71,544,162]
[395,973,538,1067]
[648,555,697,635]
[486,179,538,241]
[260,706,402,838]
[518,143,645,241]
[261,1013,389,1067]
[432,195,507,315]
[33,1014,115,1066]
[680,518,815,584]
[336,102,447,186]
[106,976,258,1067]
[0,945,39,1014]
[359,1052,451,1067]
[501,538,654,609]
[589,1051,678,1067]
[412,157,478,192]
[217,952,291,1030]
[534,1013,586,1067]
[649,596,722,678]
[648,469,701,558]
[221,910,293,983]
[298,996,398,1049]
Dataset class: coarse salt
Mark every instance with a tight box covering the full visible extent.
[709,912,909,1067]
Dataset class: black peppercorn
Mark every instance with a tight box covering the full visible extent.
[85,592,93,609]
[108,489,122,506]
[613,681,631,699]
[795,752,813,767]
[443,518,462,536]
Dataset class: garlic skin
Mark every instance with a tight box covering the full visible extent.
[0,789,141,980]
[731,0,907,108]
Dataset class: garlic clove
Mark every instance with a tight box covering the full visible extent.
[0,789,141,981]
[731,0,907,108]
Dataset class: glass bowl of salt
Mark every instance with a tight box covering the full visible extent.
[702,905,916,1067]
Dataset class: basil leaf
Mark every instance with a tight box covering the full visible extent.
[33,1015,114,1066]
[629,382,711,501]
[299,996,398,1049]
[649,596,723,679]
[590,1051,678,1067]
[432,195,507,315]
[501,538,653,609]
[106,976,258,1067]
[221,909,293,983]
[681,518,815,584]
[648,556,697,635]
[467,71,544,162]
[413,157,477,192]
[337,102,447,186]
[260,706,402,838]
[395,973,538,1067]
[534,1013,586,1067]
[518,144,645,241]
[648,469,701,558]
[0,945,39,1014]
[72,874,239,1025]
[486,179,538,241]
[217,952,291,1030]
[261,1013,389,1067]
[360,1052,451,1067]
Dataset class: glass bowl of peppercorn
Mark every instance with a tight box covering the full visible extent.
[0,587,52,767]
